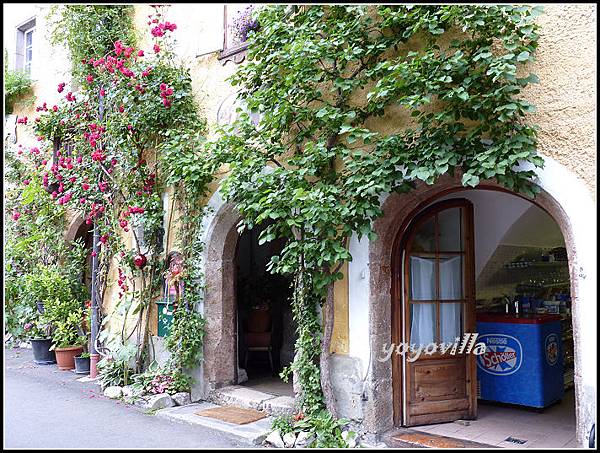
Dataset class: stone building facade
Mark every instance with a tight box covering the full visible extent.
[5,4,596,447]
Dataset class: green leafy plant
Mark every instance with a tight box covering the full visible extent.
[50,310,86,349]
[97,357,134,389]
[270,410,356,448]
[271,414,295,436]
[22,266,86,314]
[164,306,206,370]
[78,352,91,359]
[24,318,54,340]
[4,50,33,113]
[97,342,137,389]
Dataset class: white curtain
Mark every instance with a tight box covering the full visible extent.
[410,257,435,346]
[409,256,462,346]
[440,256,462,343]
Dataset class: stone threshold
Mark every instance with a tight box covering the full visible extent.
[209,385,295,416]
[382,428,498,449]
[156,402,273,446]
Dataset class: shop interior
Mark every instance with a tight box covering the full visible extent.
[235,221,295,397]
[414,189,576,448]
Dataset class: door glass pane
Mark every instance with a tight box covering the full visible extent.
[410,217,435,252]
[26,48,33,62]
[26,30,33,46]
[410,303,436,347]
[410,256,436,300]
[438,207,462,251]
[439,255,463,299]
[440,303,463,344]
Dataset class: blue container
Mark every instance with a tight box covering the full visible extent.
[476,313,564,408]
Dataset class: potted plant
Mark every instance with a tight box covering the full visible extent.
[49,310,86,370]
[74,303,92,374]
[25,319,56,365]
[74,352,91,374]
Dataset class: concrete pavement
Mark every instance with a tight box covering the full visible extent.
[4,347,247,449]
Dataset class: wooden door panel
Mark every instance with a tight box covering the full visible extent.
[410,359,467,402]
[397,199,477,427]
[409,407,472,426]
[409,398,470,417]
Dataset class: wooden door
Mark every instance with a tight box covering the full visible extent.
[400,199,477,426]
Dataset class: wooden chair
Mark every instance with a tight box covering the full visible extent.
[244,308,273,373]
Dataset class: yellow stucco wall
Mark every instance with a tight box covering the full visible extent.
[521,4,596,197]
[7,4,596,355]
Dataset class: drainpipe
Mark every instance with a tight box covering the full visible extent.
[89,223,100,378]
[89,87,104,378]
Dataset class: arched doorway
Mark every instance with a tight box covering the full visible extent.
[201,196,295,399]
[391,188,576,446]
[362,171,587,446]
[235,221,295,394]
[65,215,93,295]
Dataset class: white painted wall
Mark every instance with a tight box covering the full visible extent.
[166,4,224,59]
[3,4,72,106]
[437,190,532,278]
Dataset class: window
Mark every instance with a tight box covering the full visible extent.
[24,28,34,73]
[218,4,256,65]
[16,18,36,74]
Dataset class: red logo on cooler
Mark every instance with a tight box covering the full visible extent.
[483,350,517,368]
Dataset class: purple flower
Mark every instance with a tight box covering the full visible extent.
[232,6,260,43]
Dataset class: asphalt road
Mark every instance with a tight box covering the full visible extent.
[4,347,246,449]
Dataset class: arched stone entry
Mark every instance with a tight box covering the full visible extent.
[362,167,595,446]
[64,214,94,292]
[202,199,242,390]
[201,195,295,393]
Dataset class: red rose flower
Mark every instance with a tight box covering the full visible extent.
[134,254,147,268]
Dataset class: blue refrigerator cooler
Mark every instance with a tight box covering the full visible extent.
[476,313,564,408]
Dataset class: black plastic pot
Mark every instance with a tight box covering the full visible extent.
[74,355,90,375]
[30,338,56,365]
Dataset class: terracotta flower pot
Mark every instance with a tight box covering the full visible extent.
[55,346,83,370]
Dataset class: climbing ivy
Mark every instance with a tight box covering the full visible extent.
[48,5,136,84]
[209,4,544,417]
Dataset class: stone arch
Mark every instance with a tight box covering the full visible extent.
[64,213,87,244]
[363,158,596,446]
[200,191,242,391]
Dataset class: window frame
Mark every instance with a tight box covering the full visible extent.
[24,26,35,74]
[15,17,36,73]
[218,4,251,65]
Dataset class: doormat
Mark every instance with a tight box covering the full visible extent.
[387,431,497,449]
[504,437,527,444]
[195,406,267,425]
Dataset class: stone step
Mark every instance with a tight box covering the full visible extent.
[210,385,295,416]
[156,402,273,446]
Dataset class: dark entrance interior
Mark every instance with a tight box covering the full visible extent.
[235,221,295,395]
[72,221,94,294]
